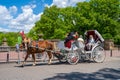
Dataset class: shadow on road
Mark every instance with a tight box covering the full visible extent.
[44,68,120,80]
[14,61,68,68]
[15,59,95,68]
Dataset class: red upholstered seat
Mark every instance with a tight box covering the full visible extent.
[65,40,74,48]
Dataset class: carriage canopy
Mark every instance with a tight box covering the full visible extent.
[84,30,104,43]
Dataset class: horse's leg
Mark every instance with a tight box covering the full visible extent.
[32,53,36,66]
[22,52,29,66]
[42,52,47,62]
[47,52,53,64]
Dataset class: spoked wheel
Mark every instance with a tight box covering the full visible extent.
[67,51,79,65]
[92,46,106,63]
[59,57,67,63]
[53,50,68,63]
[58,54,67,63]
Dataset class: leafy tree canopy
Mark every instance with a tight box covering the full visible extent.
[31,0,120,44]
[0,0,119,46]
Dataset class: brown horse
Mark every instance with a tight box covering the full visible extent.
[21,39,55,66]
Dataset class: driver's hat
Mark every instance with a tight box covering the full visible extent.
[78,38,84,42]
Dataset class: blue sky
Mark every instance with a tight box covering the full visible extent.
[0,0,53,15]
[0,0,87,33]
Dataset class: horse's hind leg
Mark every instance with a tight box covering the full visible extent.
[47,52,53,64]
[42,52,47,62]
[32,54,36,66]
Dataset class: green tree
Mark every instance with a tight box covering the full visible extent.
[30,0,120,44]
[0,32,22,46]
[0,32,4,45]
[5,32,19,46]
[89,0,120,44]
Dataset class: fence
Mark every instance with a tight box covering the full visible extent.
[0,44,120,63]
[114,45,120,51]
[0,46,25,63]
[0,46,46,63]
[0,46,10,62]
[108,45,120,57]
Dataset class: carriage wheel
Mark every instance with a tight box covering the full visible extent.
[59,57,67,63]
[67,51,79,65]
[92,46,106,63]
[58,53,67,63]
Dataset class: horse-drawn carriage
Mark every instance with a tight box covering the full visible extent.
[55,30,106,64]
[20,30,106,66]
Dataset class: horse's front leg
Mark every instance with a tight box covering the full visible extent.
[22,52,29,67]
[32,53,36,66]
[47,52,53,64]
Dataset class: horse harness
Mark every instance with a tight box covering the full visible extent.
[25,40,55,53]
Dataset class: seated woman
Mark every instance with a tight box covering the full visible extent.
[86,35,95,50]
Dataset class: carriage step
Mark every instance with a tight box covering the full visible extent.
[85,51,92,54]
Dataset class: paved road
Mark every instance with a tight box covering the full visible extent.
[0,57,120,80]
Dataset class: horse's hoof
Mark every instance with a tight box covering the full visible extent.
[21,64,24,67]
[21,62,25,67]
[48,62,51,65]
[32,63,36,66]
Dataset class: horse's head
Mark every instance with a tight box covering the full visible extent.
[21,37,31,50]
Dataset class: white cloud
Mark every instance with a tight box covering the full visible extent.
[44,4,51,8]
[0,5,41,33]
[52,0,86,8]
[9,5,41,32]
[53,0,68,8]
[9,6,17,14]
[0,27,10,32]
[0,5,13,26]
[0,0,86,33]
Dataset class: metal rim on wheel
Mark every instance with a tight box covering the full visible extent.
[92,46,106,63]
[67,51,79,65]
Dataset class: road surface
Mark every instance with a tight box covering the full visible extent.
[0,57,120,80]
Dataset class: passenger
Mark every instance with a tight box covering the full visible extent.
[77,35,84,48]
[86,35,95,50]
